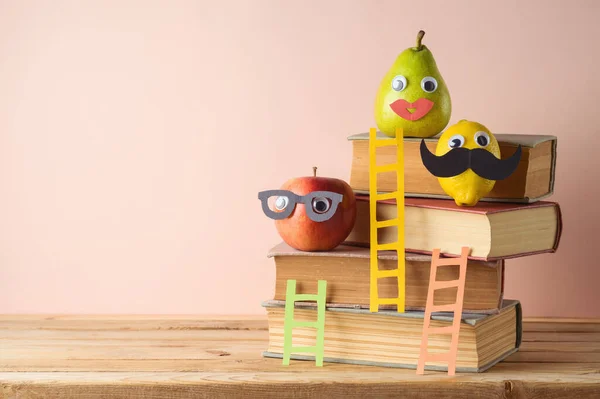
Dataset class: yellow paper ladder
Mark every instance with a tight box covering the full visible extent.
[416,247,470,376]
[368,127,405,313]
[282,280,327,367]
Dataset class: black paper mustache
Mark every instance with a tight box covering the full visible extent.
[420,140,522,180]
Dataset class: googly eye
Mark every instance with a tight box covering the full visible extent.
[311,197,331,214]
[448,134,465,149]
[274,196,289,211]
[474,131,491,148]
[421,77,438,93]
[391,75,407,92]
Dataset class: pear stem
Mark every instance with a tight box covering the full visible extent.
[416,30,425,50]
[313,166,317,177]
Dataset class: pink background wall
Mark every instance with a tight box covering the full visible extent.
[0,1,597,316]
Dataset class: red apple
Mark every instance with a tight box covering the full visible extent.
[274,167,356,251]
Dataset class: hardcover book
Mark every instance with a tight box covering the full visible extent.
[269,242,504,313]
[263,299,522,373]
[345,196,562,261]
[348,132,557,203]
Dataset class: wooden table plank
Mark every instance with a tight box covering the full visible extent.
[2,369,600,399]
[523,332,600,342]
[1,315,599,398]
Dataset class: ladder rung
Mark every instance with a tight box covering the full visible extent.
[433,280,460,290]
[292,321,319,329]
[427,326,455,335]
[434,257,462,266]
[423,353,450,363]
[293,294,319,302]
[373,138,397,147]
[374,163,399,173]
[430,304,457,313]
[376,243,398,251]
[291,346,317,353]
[375,218,399,228]
[376,269,399,278]
[376,297,401,305]
[375,192,398,201]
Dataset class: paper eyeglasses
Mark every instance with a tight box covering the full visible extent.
[258,190,343,222]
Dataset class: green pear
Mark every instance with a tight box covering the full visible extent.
[374,31,451,138]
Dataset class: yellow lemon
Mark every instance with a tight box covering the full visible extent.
[436,120,500,206]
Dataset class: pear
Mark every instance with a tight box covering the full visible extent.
[374,31,451,138]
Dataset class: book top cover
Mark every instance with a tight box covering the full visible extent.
[347,131,557,147]
[267,241,501,267]
[262,298,521,327]
[356,194,561,215]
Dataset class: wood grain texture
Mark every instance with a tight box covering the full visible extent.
[1,315,599,398]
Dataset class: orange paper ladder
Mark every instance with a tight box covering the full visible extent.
[416,247,470,376]
[368,127,405,313]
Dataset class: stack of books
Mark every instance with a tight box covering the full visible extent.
[262,132,561,372]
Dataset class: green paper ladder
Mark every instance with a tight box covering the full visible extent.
[282,279,327,367]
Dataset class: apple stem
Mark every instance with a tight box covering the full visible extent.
[416,30,425,50]
[313,166,317,177]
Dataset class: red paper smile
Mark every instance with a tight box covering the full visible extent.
[389,98,435,121]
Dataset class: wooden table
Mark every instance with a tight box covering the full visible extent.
[1,316,599,398]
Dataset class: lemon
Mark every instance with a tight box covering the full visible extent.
[436,120,500,206]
